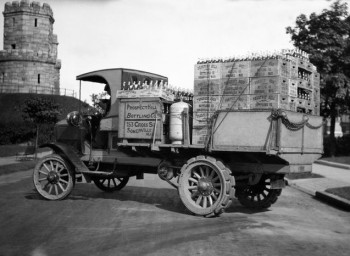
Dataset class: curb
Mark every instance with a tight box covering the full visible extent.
[315,160,350,170]
[286,178,350,212]
[286,179,315,196]
[315,191,350,211]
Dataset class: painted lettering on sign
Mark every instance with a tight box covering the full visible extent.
[126,121,155,137]
[124,102,161,138]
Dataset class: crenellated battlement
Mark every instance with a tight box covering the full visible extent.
[4,0,53,19]
[0,49,60,65]
[51,34,58,44]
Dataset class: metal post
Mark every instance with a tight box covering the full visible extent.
[79,80,81,114]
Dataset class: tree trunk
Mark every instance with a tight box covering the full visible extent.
[35,124,39,159]
[329,103,337,157]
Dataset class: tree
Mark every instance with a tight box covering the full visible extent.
[22,97,61,158]
[90,91,110,115]
[286,0,350,156]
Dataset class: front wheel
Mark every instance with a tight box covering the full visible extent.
[178,155,235,217]
[33,154,74,200]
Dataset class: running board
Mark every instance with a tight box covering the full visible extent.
[80,170,129,177]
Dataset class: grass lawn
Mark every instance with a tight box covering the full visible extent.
[0,144,47,157]
[325,186,350,201]
[321,156,350,165]
[0,144,28,157]
[0,160,37,175]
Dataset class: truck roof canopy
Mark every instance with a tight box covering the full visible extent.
[76,68,167,84]
[76,68,168,119]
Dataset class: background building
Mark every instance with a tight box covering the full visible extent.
[0,0,61,95]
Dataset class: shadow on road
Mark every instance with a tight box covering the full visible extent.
[25,184,190,215]
[25,184,271,216]
[225,205,270,214]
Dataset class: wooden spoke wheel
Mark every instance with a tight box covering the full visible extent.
[93,176,129,192]
[33,154,74,200]
[178,156,234,217]
[236,175,282,209]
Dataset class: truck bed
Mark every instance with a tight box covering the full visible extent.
[211,110,323,154]
[117,109,323,172]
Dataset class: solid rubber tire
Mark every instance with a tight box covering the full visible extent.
[236,175,282,209]
[93,176,129,192]
[178,155,235,217]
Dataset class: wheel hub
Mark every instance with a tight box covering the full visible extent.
[250,182,266,194]
[197,178,214,196]
[47,171,59,184]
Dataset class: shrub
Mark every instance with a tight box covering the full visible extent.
[323,135,350,157]
[0,122,35,145]
[0,122,56,145]
[38,123,56,145]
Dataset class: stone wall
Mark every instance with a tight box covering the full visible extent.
[0,60,60,94]
[0,0,61,94]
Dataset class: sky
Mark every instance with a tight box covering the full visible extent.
[0,0,348,103]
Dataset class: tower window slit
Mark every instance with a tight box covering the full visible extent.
[38,74,40,84]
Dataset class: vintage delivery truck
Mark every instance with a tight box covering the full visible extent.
[33,54,324,217]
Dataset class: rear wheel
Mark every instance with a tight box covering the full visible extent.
[33,154,74,200]
[178,155,235,217]
[93,177,129,192]
[236,175,282,209]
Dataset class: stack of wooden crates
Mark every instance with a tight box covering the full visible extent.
[192,55,321,145]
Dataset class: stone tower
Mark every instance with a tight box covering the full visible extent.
[0,0,61,94]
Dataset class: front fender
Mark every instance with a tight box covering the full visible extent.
[40,143,89,174]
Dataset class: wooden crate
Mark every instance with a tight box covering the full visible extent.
[250,59,290,77]
[312,87,321,104]
[297,59,315,72]
[277,95,297,112]
[296,98,312,108]
[194,63,222,80]
[290,59,298,79]
[193,112,215,126]
[193,95,221,112]
[250,76,289,95]
[219,95,250,110]
[288,96,297,112]
[194,79,222,96]
[250,93,298,111]
[116,88,174,101]
[314,104,320,116]
[289,79,298,97]
[250,94,281,109]
[192,125,210,145]
[222,61,250,79]
[222,78,250,95]
[297,78,312,90]
[312,72,321,88]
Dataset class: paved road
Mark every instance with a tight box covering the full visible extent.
[313,163,350,183]
[0,172,349,256]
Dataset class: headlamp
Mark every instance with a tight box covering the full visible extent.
[66,111,81,127]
